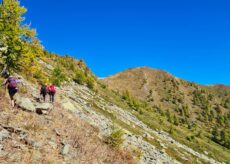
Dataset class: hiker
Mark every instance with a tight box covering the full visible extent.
[40,84,48,102]
[4,75,18,107]
[48,83,56,103]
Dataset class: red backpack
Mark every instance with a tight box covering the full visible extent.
[49,85,56,93]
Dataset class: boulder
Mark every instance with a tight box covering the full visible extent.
[36,103,53,111]
[32,150,42,162]
[54,128,61,136]
[204,151,209,155]
[24,138,42,149]
[2,125,27,135]
[61,101,76,111]
[35,103,53,114]
[15,96,36,112]
[143,132,151,139]
[9,152,21,162]
[0,129,10,141]
[31,92,41,101]
[48,141,57,149]
[61,144,71,156]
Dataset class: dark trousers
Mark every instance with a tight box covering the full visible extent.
[41,93,47,102]
[8,88,17,100]
[49,92,55,103]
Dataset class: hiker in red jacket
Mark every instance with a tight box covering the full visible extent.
[48,83,56,103]
[4,75,18,107]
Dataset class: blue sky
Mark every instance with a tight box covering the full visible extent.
[20,0,230,85]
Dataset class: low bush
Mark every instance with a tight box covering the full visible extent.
[186,135,195,141]
[86,77,95,90]
[131,146,143,160]
[19,85,28,94]
[50,67,66,86]
[73,69,86,85]
[105,129,124,148]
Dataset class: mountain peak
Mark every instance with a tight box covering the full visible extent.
[107,66,171,78]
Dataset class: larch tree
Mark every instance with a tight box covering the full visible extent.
[0,0,40,73]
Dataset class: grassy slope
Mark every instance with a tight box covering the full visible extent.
[101,67,230,163]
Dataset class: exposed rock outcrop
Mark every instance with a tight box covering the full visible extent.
[15,96,36,112]
[59,84,223,164]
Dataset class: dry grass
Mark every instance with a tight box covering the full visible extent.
[0,94,136,164]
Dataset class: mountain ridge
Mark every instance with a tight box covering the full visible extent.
[101,66,230,163]
[104,66,230,87]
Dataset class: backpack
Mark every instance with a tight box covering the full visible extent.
[8,77,17,89]
[40,85,47,94]
[49,85,56,93]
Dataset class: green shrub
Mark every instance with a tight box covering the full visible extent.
[86,77,95,90]
[131,147,143,160]
[100,83,107,89]
[159,118,164,124]
[139,109,144,115]
[73,69,86,85]
[19,85,28,94]
[122,90,130,101]
[169,125,175,135]
[33,68,47,84]
[50,67,66,86]
[186,136,194,141]
[173,115,179,126]
[196,130,203,138]
[105,129,124,148]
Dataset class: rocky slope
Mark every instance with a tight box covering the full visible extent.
[0,66,226,163]
[9,62,230,163]
[0,76,136,164]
